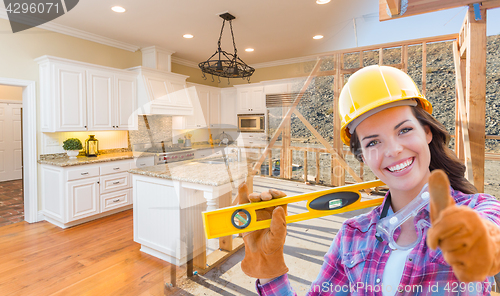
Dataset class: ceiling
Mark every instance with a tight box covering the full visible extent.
[2,1,487,66]
[8,0,379,66]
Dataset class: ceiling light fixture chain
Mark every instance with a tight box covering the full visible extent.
[198,12,255,81]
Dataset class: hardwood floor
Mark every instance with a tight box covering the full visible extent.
[0,210,187,296]
[0,179,24,227]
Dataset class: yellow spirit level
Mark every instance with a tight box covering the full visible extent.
[202,179,385,239]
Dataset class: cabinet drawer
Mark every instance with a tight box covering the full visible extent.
[100,161,131,175]
[101,188,130,212]
[67,166,100,181]
[132,156,155,168]
[100,172,130,194]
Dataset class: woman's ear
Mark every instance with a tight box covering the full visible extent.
[424,125,433,144]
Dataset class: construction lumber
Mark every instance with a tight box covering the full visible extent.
[464,6,486,192]
[379,0,500,21]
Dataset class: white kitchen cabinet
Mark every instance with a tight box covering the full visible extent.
[209,89,221,128]
[67,177,100,221]
[131,156,155,169]
[220,88,237,128]
[114,74,138,130]
[87,69,114,130]
[36,56,138,132]
[186,86,209,129]
[173,84,221,130]
[41,159,134,228]
[236,85,265,114]
[52,63,88,131]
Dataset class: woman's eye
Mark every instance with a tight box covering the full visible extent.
[400,127,413,134]
[366,140,379,148]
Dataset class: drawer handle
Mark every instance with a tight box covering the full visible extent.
[113,181,121,185]
[81,172,89,175]
[113,199,120,203]
[113,167,120,170]
[139,163,146,166]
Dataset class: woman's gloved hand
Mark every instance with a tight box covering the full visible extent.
[237,182,289,279]
[427,169,500,282]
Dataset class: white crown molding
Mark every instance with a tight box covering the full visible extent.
[0,8,140,52]
[171,57,199,68]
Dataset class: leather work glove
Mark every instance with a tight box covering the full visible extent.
[237,182,289,279]
[427,169,500,282]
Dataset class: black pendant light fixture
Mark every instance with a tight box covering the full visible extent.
[199,12,255,83]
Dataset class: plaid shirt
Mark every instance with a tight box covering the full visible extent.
[256,189,500,296]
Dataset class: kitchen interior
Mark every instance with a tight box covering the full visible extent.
[0,1,378,293]
[36,47,285,273]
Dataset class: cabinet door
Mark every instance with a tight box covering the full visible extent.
[251,87,265,113]
[220,88,237,128]
[115,74,137,130]
[209,89,221,128]
[54,63,87,131]
[67,177,100,222]
[237,89,251,113]
[186,87,209,129]
[87,70,114,130]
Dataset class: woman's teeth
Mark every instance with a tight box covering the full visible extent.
[387,158,413,172]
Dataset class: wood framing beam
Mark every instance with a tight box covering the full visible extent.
[383,0,401,16]
[293,110,365,186]
[465,6,486,192]
[379,0,500,21]
[452,40,474,182]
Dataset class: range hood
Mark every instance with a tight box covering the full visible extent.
[129,46,194,116]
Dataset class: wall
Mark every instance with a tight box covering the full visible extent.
[171,63,219,87]
[0,85,23,101]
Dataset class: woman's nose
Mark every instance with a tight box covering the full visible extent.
[384,139,403,158]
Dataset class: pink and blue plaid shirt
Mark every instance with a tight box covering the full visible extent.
[256,188,500,296]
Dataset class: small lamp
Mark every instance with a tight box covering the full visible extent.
[85,135,99,157]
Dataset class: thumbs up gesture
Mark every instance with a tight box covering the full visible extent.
[427,170,500,282]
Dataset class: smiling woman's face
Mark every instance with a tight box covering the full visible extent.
[355,106,433,197]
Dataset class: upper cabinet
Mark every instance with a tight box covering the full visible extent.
[220,88,237,128]
[172,83,221,130]
[236,85,265,114]
[37,56,137,132]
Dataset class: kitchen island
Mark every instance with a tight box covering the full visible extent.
[128,157,249,268]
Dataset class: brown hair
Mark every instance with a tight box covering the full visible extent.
[349,105,477,194]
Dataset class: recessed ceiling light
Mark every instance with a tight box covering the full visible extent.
[313,35,324,40]
[245,48,254,52]
[183,34,194,39]
[316,0,331,4]
[111,6,126,13]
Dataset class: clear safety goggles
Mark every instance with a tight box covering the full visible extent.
[375,184,431,250]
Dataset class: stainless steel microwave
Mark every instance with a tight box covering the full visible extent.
[238,114,265,132]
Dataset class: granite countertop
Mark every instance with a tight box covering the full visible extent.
[38,151,153,167]
[128,157,250,186]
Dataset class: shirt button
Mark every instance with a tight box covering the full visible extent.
[385,250,389,254]
[376,278,381,283]
[409,258,413,261]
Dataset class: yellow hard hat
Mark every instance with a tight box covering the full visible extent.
[339,65,432,146]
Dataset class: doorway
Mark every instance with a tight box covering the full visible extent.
[0,78,37,224]
[0,87,24,226]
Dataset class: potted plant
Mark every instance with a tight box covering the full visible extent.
[63,138,83,159]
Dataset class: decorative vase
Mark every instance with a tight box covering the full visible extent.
[66,150,79,159]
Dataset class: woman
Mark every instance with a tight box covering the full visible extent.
[238,65,500,295]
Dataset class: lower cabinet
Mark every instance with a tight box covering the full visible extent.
[41,159,133,228]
